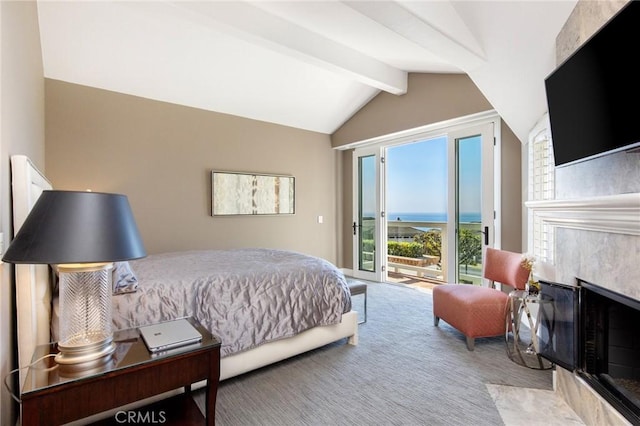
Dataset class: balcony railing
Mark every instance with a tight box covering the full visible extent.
[386,220,482,284]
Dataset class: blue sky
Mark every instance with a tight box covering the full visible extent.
[386,135,481,214]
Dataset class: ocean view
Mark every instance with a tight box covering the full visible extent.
[388,212,481,223]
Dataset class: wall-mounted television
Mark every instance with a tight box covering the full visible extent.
[544,1,640,167]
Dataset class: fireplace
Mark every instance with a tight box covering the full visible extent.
[538,279,640,424]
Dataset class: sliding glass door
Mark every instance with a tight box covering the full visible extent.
[352,117,497,285]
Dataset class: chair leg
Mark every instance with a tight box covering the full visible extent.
[357,292,367,324]
[466,337,475,351]
[434,315,440,326]
[362,291,367,323]
[349,283,367,325]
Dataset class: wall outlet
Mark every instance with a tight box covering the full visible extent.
[317,216,323,224]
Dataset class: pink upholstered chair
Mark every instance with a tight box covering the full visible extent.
[432,248,530,351]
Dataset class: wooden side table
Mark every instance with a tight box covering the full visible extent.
[20,317,221,426]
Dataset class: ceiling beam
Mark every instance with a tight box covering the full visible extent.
[167,1,407,95]
[344,0,486,72]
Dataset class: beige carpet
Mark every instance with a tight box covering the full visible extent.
[192,281,569,425]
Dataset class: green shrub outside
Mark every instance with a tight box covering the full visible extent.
[413,230,441,259]
[363,227,480,264]
[362,239,375,254]
[387,241,424,258]
[362,239,432,259]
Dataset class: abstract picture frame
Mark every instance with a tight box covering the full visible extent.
[211,171,295,216]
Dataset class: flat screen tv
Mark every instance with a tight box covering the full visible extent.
[545,1,640,167]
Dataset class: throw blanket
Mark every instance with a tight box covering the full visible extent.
[112,248,351,357]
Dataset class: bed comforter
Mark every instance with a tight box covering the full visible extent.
[111,248,352,357]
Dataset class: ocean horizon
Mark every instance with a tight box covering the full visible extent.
[387,212,481,223]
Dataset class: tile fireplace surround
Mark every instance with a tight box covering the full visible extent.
[534,2,640,422]
[527,161,640,425]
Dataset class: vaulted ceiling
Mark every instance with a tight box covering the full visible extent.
[37,1,578,143]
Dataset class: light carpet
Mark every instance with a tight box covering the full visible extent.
[194,281,580,425]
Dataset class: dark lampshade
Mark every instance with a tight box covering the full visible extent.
[2,190,146,264]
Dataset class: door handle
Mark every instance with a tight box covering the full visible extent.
[353,222,360,235]
[476,226,489,245]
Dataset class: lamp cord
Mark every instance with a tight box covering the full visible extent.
[3,354,58,404]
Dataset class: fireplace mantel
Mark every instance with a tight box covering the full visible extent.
[525,192,640,236]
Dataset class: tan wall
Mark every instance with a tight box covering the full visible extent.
[0,2,46,424]
[335,73,523,268]
[500,122,523,252]
[45,80,340,263]
[332,73,493,148]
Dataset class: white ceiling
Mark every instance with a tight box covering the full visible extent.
[37,1,578,143]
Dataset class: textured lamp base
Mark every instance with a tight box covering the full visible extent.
[55,337,116,366]
[56,263,115,365]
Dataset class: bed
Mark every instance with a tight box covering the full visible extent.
[11,155,358,393]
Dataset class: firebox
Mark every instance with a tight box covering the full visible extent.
[537,279,640,424]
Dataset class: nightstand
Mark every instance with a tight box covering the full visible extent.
[20,317,221,426]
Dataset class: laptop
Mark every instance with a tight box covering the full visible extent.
[138,318,202,353]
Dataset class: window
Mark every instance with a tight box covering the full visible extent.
[527,114,555,263]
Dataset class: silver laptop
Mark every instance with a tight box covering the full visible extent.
[138,318,202,353]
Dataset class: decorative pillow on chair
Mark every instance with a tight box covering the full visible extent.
[113,261,139,295]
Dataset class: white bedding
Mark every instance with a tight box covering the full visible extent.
[109,248,352,357]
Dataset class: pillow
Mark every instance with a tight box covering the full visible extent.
[112,261,139,295]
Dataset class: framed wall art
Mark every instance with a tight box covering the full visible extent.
[211,171,295,216]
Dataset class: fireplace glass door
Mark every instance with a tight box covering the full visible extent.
[538,280,578,371]
[539,279,640,423]
[580,280,640,422]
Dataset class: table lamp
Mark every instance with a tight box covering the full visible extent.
[2,190,146,365]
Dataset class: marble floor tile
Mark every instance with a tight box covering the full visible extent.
[487,384,585,425]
